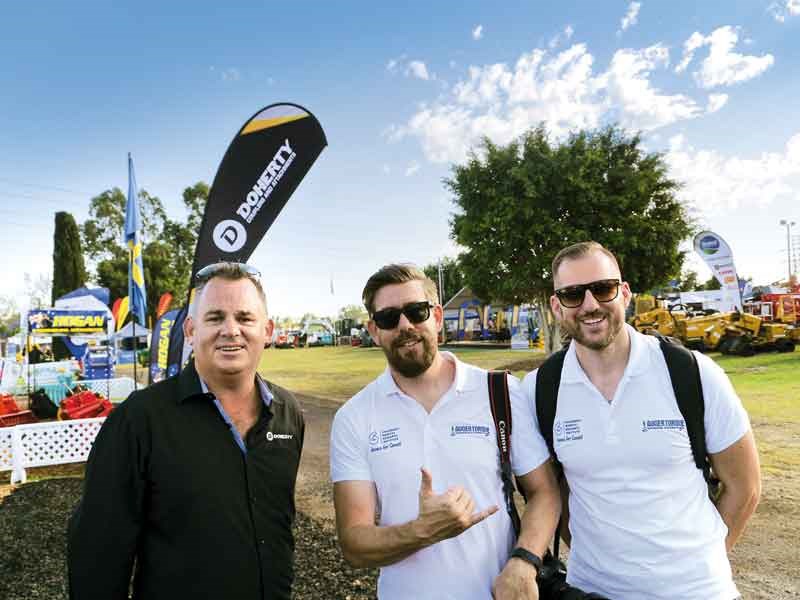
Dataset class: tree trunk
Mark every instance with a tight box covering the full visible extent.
[534,295,561,356]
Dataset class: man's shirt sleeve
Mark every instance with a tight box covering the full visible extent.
[67,401,146,600]
[330,402,372,482]
[694,352,751,454]
[509,372,551,476]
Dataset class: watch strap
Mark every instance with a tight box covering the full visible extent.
[510,547,543,575]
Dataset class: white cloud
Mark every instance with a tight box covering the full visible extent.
[386,55,408,74]
[769,0,800,22]
[619,2,642,33]
[549,24,575,49]
[675,32,706,73]
[388,41,715,164]
[706,93,729,113]
[472,25,483,40]
[406,60,432,81]
[675,26,774,88]
[665,133,800,213]
[382,164,391,174]
[405,161,420,176]
[221,68,241,82]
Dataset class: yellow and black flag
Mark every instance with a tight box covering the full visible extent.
[153,103,327,382]
[192,103,327,275]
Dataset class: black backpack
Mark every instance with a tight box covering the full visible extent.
[534,333,719,495]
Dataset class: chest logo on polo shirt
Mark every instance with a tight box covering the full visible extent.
[369,427,402,453]
[266,431,294,441]
[555,419,583,443]
[641,418,685,432]
[449,423,491,438]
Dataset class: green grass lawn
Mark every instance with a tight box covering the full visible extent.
[259,345,799,473]
[714,351,800,423]
[258,345,539,401]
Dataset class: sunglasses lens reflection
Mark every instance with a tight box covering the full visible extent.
[373,302,432,330]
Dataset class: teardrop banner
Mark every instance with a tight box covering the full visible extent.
[150,103,327,382]
[192,102,328,276]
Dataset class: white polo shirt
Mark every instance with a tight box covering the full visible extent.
[330,352,550,600]
[519,325,750,600]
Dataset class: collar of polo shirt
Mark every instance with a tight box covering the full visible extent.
[561,323,652,386]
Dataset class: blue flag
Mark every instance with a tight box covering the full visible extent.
[125,153,147,325]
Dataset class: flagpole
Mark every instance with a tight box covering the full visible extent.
[131,246,138,391]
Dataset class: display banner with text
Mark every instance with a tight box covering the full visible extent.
[27,309,108,335]
[693,230,743,312]
[156,103,327,381]
[149,308,181,383]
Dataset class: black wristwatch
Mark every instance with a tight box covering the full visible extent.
[510,547,543,578]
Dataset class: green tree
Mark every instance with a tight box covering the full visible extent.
[82,183,208,320]
[337,304,368,323]
[674,270,700,291]
[423,257,466,305]
[700,275,722,291]
[0,295,20,338]
[447,125,693,353]
[52,212,88,358]
[24,273,52,309]
[52,212,87,303]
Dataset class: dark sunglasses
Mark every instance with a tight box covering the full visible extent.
[372,301,434,330]
[195,262,262,283]
[554,279,621,308]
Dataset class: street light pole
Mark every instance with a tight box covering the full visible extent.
[779,219,796,281]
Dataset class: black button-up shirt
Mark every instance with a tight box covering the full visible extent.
[67,360,305,600]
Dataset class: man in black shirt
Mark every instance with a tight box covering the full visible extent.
[67,262,305,600]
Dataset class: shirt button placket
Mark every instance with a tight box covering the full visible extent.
[422,413,434,470]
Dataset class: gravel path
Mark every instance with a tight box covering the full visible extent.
[0,477,377,600]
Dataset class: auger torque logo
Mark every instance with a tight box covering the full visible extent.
[450,423,491,438]
[236,139,296,223]
[641,418,685,432]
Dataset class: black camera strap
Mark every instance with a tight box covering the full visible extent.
[488,371,566,561]
[488,370,522,536]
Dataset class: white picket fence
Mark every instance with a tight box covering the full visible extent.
[0,418,105,484]
[79,377,137,402]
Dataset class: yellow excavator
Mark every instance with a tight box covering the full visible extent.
[631,297,796,355]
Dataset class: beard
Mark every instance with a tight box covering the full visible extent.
[382,329,437,378]
[559,306,624,351]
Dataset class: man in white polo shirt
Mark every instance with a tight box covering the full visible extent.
[517,241,761,599]
[330,264,561,599]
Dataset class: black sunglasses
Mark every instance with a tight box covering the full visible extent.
[554,279,621,308]
[195,262,262,283]
[372,301,434,330]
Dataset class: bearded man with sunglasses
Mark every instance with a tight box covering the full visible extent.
[517,242,760,600]
[68,262,305,600]
[330,264,561,599]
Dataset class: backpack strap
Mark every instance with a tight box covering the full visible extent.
[534,348,568,471]
[652,333,720,493]
[487,370,521,537]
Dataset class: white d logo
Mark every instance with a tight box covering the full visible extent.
[213,220,247,253]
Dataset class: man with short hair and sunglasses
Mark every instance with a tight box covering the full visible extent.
[516,241,760,599]
[68,262,305,600]
[330,264,561,599]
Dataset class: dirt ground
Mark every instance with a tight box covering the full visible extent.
[2,389,797,598]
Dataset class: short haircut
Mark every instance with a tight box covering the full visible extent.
[551,241,621,285]
[362,264,439,315]
[192,262,268,316]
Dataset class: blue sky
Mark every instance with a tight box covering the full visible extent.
[2,1,800,319]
